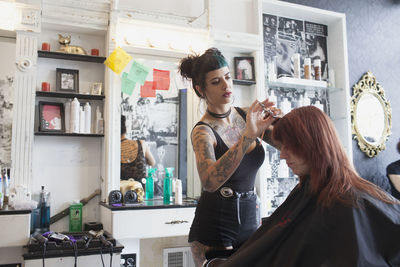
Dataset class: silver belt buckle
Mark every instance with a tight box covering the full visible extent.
[220,187,234,198]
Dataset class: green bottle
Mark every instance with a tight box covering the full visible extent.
[146,168,157,200]
[69,200,83,232]
[163,168,174,204]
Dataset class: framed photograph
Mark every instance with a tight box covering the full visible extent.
[234,57,256,81]
[90,82,102,95]
[38,101,64,132]
[56,68,79,93]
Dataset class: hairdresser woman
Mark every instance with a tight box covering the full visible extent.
[179,48,280,267]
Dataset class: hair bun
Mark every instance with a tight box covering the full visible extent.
[179,55,198,80]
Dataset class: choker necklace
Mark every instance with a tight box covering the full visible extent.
[207,108,231,119]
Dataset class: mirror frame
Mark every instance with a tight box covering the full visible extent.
[350,71,392,157]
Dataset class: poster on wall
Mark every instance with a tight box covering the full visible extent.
[120,57,180,197]
[0,76,13,166]
[263,14,328,80]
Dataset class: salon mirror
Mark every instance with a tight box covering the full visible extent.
[119,55,187,197]
[350,71,392,157]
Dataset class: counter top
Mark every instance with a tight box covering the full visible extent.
[100,197,197,211]
[0,205,32,215]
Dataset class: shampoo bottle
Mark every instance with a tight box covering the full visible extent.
[69,200,83,232]
[145,168,157,200]
[79,106,85,133]
[163,168,174,204]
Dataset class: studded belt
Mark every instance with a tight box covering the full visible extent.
[219,187,255,198]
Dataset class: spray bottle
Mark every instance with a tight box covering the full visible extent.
[163,168,174,204]
[145,168,157,200]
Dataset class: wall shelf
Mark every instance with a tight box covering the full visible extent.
[38,50,106,63]
[34,132,104,137]
[36,91,105,100]
[233,79,256,86]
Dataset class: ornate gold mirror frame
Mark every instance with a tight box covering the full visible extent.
[350,71,392,157]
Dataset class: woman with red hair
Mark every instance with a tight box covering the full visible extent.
[207,106,400,267]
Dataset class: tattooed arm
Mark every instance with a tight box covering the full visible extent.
[191,125,256,192]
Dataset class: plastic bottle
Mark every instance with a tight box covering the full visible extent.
[69,200,83,232]
[280,97,292,115]
[314,59,321,81]
[163,168,174,204]
[64,99,71,133]
[269,90,277,104]
[39,186,50,233]
[174,179,182,205]
[145,168,157,200]
[70,98,80,133]
[84,102,91,134]
[304,58,311,79]
[313,100,324,112]
[95,106,104,134]
[79,106,85,133]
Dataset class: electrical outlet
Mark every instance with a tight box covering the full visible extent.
[121,253,136,267]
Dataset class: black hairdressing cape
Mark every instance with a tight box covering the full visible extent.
[220,178,400,267]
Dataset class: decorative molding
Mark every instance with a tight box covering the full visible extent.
[41,1,110,32]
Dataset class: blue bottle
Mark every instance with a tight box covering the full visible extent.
[145,168,156,200]
[39,186,50,233]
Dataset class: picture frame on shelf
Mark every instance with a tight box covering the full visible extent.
[234,57,256,81]
[56,68,79,93]
[90,82,102,95]
[38,101,65,132]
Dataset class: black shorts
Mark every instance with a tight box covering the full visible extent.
[188,191,259,248]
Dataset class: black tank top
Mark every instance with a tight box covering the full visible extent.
[193,107,265,191]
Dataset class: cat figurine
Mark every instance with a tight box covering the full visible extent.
[57,34,87,55]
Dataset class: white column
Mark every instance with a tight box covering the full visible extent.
[10,31,38,191]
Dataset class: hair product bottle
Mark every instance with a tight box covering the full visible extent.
[79,106,85,133]
[292,53,301,78]
[304,58,311,79]
[163,168,174,204]
[145,168,157,200]
[314,59,321,81]
[174,179,182,205]
[70,98,80,133]
[69,200,83,232]
[84,102,91,134]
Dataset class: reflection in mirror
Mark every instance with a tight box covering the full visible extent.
[0,35,16,184]
[120,56,186,198]
[351,71,392,157]
[356,93,384,144]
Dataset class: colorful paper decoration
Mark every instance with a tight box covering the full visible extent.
[121,72,136,96]
[140,81,156,97]
[104,47,132,75]
[128,61,150,85]
[152,69,170,90]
